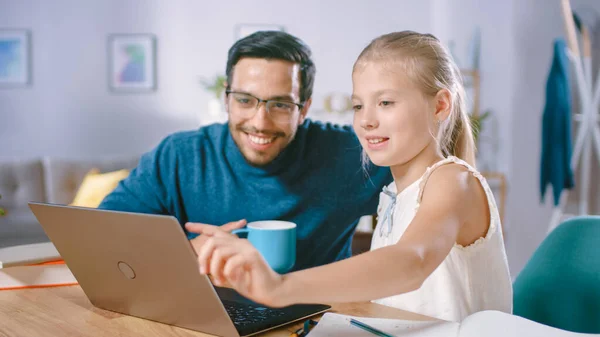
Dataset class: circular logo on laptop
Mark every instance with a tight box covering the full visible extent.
[117,261,136,279]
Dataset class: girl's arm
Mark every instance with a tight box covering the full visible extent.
[194,165,484,307]
[277,165,478,305]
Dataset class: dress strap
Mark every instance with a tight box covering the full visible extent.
[415,156,501,247]
[416,156,485,204]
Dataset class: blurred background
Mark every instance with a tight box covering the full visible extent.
[1,0,600,280]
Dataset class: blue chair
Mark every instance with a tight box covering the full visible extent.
[513,216,600,333]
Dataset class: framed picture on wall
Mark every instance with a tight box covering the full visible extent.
[108,34,156,92]
[235,24,284,40]
[0,29,30,87]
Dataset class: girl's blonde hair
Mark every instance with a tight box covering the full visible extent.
[354,31,476,166]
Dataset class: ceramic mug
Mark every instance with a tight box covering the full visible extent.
[232,220,296,274]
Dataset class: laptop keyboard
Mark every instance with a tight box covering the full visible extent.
[222,300,288,329]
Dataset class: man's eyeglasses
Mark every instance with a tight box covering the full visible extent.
[226,90,304,124]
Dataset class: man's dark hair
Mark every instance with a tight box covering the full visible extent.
[226,31,316,103]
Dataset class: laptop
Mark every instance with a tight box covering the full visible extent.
[28,202,330,337]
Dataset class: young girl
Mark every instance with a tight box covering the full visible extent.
[186,31,512,322]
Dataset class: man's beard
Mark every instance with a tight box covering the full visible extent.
[229,123,291,167]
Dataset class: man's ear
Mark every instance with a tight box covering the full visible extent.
[299,98,312,124]
[223,81,229,112]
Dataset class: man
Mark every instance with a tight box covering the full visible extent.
[99,31,392,271]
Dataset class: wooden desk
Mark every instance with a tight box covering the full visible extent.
[0,286,434,337]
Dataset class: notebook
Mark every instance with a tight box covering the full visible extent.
[0,242,61,268]
[0,260,78,290]
[307,311,596,337]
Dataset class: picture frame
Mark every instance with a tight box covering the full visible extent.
[235,24,285,40]
[107,34,156,92]
[0,29,31,87]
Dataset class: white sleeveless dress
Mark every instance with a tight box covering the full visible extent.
[370,156,513,322]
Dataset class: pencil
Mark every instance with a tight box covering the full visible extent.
[350,318,395,337]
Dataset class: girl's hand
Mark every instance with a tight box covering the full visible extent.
[185,220,247,254]
[193,224,288,307]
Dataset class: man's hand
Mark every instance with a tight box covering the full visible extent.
[185,220,247,254]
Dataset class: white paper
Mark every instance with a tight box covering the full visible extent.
[307,312,459,337]
[459,311,597,337]
[0,264,76,289]
[0,242,61,268]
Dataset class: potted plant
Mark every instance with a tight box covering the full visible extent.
[201,74,227,118]
[0,194,5,216]
[470,109,491,146]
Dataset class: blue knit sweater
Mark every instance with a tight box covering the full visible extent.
[99,119,392,271]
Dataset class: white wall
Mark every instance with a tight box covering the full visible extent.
[0,0,433,159]
[432,0,516,175]
[505,0,563,277]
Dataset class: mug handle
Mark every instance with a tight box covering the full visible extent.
[231,228,249,238]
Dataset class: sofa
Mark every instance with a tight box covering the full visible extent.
[0,156,376,254]
[0,156,139,248]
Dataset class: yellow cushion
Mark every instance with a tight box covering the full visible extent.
[70,168,130,208]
